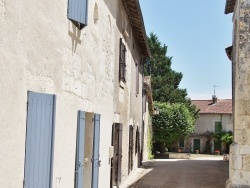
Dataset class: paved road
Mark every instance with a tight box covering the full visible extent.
[128,157,229,188]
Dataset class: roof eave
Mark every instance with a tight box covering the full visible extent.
[225,0,236,14]
[122,0,151,58]
[225,46,233,61]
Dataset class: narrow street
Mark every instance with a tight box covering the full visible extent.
[127,157,229,188]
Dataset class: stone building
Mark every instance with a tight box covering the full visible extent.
[189,97,232,154]
[0,0,151,187]
[172,97,233,154]
[225,0,250,187]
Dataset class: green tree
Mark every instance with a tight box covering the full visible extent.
[145,33,199,119]
[152,102,195,153]
[145,33,199,153]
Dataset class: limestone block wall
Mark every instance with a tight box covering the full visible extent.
[227,0,250,187]
[0,0,145,187]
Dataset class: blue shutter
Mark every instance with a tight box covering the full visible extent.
[75,111,86,188]
[91,114,101,188]
[67,0,88,29]
[24,91,56,188]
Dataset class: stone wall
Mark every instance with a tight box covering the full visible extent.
[0,0,145,187]
[227,0,250,187]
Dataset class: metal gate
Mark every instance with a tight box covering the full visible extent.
[24,91,56,188]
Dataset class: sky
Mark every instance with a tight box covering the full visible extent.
[140,0,233,100]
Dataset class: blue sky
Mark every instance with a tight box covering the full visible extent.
[140,0,233,100]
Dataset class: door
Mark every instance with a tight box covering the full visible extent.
[193,139,200,153]
[75,111,86,188]
[91,114,101,188]
[24,91,56,188]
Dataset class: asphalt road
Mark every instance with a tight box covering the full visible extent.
[128,157,229,188]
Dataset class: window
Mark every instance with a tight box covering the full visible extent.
[214,121,222,132]
[179,140,184,148]
[119,38,126,82]
[67,0,88,30]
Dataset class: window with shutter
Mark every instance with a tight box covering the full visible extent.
[67,0,88,30]
[215,121,222,133]
[119,38,126,82]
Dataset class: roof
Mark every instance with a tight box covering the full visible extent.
[192,99,232,114]
[225,0,236,14]
[225,46,233,61]
[122,0,151,58]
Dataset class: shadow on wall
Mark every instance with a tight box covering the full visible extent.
[68,21,82,53]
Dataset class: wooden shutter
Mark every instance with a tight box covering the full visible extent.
[128,125,134,173]
[75,111,86,188]
[215,121,221,132]
[92,114,101,188]
[24,91,56,188]
[117,123,123,185]
[67,0,88,29]
[111,123,123,186]
[119,38,126,82]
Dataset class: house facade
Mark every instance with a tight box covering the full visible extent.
[0,0,150,187]
[189,97,233,154]
[225,0,250,187]
[172,97,233,154]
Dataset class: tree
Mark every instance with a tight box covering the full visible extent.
[145,33,199,119]
[152,102,195,153]
[145,33,199,153]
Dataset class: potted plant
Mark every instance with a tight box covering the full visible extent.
[215,150,220,155]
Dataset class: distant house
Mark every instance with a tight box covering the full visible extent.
[173,96,233,154]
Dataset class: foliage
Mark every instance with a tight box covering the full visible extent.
[144,33,199,120]
[152,102,195,148]
[213,122,233,154]
[213,122,233,144]
[221,131,233,144]
[147,116,154,159]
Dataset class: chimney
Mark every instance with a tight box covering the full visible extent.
[212,95,218,104]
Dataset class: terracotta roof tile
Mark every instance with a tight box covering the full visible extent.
[192,99,232,114]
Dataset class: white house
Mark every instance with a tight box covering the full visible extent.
[0,0,150,187]
[172,96,233,154]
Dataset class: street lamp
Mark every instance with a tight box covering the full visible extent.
[153,107,159,115]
